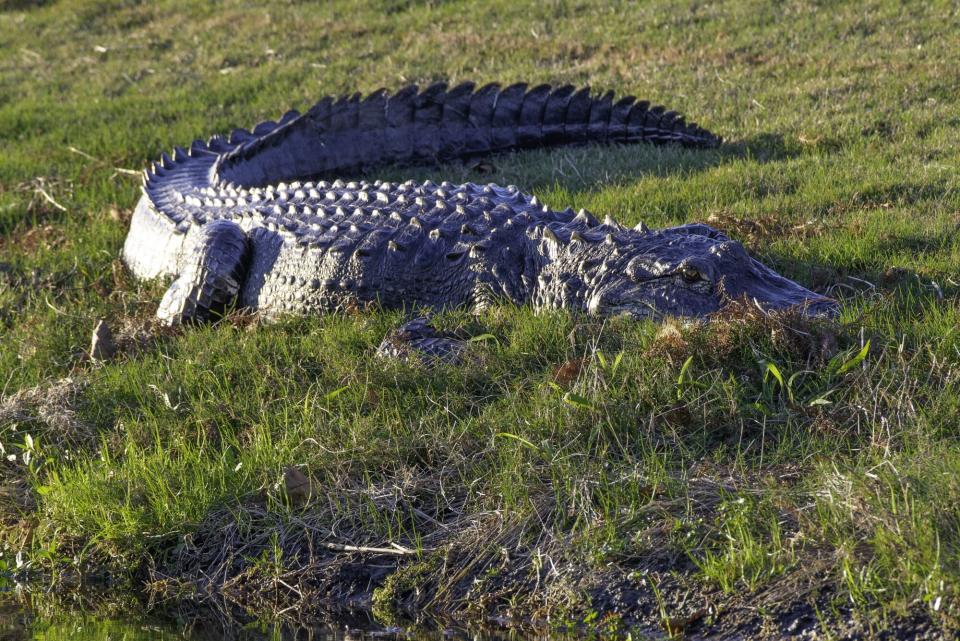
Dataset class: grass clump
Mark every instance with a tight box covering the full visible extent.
[690,493,799,594]
[816,448,960,624]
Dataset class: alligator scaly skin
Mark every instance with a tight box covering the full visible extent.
[123,82,835,325]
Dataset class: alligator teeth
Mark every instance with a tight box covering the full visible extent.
[634,221,650,232]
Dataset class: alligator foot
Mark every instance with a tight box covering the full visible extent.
[157,220,251,325]
[375,316,466,365]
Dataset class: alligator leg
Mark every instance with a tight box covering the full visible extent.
[157,220,251,325]
[375,315,467,365]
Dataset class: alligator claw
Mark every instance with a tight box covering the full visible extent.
[376,316,467,365]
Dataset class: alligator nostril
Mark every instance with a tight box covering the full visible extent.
[711,240,747,258]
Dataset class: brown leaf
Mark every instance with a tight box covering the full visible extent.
[283,466,313,505]
[90,319,117,361]
[552,357,586,388]
[108,205,130,223]
[662,608,707,636]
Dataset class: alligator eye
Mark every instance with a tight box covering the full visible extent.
[680,266,701,283]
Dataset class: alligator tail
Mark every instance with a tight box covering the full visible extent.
[216,82,721,187]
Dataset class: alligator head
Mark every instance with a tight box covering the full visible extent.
[530,222,837,319]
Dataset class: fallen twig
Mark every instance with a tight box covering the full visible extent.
[67,145,140,177]
[319,541,421,555]
[35,186,67,212]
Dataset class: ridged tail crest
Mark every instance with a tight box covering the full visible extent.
[216,82,720,187]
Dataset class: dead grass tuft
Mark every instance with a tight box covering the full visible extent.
[709,298,840,365]
[644,320,691,364]
[0,377,90,447]
[0,377,90,522]
[706,211,832,247]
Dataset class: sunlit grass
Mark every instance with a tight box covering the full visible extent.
[1,0,960,634]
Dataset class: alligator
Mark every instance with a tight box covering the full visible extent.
[123,81,836,352]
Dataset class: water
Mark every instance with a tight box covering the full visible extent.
[0,596,559,641]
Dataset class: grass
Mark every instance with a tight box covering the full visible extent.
[1,0,960,637]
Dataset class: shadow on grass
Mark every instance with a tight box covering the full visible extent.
[866,232,957,258]
[0,0,50,11]
[329,131,811,194]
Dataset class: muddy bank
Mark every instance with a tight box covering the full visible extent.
[140,500,942,640]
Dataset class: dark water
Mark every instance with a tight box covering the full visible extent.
[0,596,568,641]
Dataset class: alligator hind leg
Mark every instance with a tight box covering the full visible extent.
[376,316,467,365]
[157,220,251,325]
